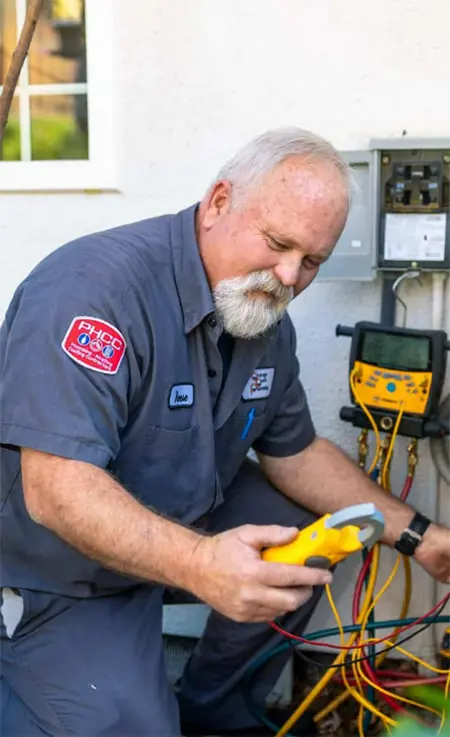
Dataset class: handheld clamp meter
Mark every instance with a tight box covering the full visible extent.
[337,321,449,438]
[262,503,384,569]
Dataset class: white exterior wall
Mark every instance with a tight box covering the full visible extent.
[1,0,449,658]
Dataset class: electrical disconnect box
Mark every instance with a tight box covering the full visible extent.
[377,142,450,271]
[317,138,450,281]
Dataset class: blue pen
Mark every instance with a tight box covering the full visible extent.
[241,407,256,440]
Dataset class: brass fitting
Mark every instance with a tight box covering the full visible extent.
[357,429,369,469]
[407,438,418,478]
[378,436,392,487]
[380,416,394,431]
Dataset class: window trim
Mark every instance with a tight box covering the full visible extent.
[0,0,116,191]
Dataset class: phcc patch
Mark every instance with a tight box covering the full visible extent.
[61,316,126,375]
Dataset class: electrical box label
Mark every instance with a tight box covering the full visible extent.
[384,213,447,262]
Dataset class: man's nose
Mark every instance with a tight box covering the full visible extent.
[273,255,303,288]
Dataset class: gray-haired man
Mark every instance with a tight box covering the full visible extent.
[1,128,449,736]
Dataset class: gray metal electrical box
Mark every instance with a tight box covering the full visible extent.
[373,137,450,272]
[317,138,450,281]
[317,150,377,281]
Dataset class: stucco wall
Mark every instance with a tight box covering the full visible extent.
[1,0,449,657]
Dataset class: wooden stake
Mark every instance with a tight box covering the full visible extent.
[0,0,44,155]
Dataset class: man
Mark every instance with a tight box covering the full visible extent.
[1,127,449,737]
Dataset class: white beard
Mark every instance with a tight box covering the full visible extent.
[213,270,293,339]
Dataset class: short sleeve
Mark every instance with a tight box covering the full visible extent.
[0,273,144,468]
[252,320,316,458]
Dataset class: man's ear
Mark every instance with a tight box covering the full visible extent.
[201,180,233,230]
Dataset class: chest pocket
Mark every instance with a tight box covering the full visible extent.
[235,401,267,439]
[215,401,269,490]
[118,424,217,524]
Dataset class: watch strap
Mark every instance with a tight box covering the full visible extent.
[394,512,431,556]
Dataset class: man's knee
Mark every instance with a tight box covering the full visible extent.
[1,677,43,737]
[1,588,181,737]
[1,672,180,737]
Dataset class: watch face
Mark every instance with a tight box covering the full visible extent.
[396,530,420,556]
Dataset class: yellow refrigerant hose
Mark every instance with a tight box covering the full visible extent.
[274,370,420,737]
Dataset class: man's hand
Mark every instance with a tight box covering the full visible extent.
[188,524,333,622]
[415,523,450,584]
[258,439,450,575]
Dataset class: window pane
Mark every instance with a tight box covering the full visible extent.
[28,0,86,85]
[0,0,17,85]
[1,95,20,160]
[30,94,88,160]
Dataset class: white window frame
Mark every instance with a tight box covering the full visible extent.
[0,0,116,191]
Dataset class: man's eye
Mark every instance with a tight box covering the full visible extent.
[303,258,320,270]
[267,238,289,252]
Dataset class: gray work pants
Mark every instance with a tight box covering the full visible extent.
[1,460,322,736]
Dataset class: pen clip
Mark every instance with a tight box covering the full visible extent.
[241,407,256,440]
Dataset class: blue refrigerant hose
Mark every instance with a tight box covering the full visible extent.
[240,615,450,737]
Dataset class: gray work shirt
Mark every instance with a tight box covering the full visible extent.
[0,204,315,597]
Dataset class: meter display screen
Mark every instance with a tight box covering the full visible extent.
[361,331,430,371]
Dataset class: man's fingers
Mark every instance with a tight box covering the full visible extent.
[248,597,311,623]
[253,584,314,615]
[258,560,333,588]
[239,524,299,550]
[233,583,315,622]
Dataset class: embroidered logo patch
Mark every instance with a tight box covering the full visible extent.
[242,368,275,401]
[169,384,194,409]
[61,317,126,375]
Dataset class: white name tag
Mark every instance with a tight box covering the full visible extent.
[169,384,194,408]
[242,368,275,401]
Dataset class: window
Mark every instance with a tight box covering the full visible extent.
[0,0,115,190]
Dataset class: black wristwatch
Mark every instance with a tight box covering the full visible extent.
[394,512,432,556]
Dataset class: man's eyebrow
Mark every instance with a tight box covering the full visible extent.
[267,231,331,261]
[266,231,300,249]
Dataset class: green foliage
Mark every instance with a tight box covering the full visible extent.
[30,116,88,161]
[385,718,444,736]
[380,684,450,737]
[2,116,88,161]
[2,118,21,160]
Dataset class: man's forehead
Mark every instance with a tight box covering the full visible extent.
[260,195,345,235]
[245,160,346,219]
[274,160,346,201]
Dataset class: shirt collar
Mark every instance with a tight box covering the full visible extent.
[171,203,215,334]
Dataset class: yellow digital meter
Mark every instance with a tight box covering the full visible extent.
[337,322,449,438]
[262,503,384,569]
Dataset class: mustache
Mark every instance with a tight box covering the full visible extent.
[228,271,293,302]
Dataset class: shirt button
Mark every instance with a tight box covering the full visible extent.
[208,369,217,378]
[208,316,217,328]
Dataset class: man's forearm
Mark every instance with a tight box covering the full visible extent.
[21,449,204,592]
[258,437,417,547]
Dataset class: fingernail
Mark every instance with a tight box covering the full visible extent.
[323,573,333,584]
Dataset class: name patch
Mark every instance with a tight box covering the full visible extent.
[242,368,275,401]
[169,384,194,409]
[61,316,126,375]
